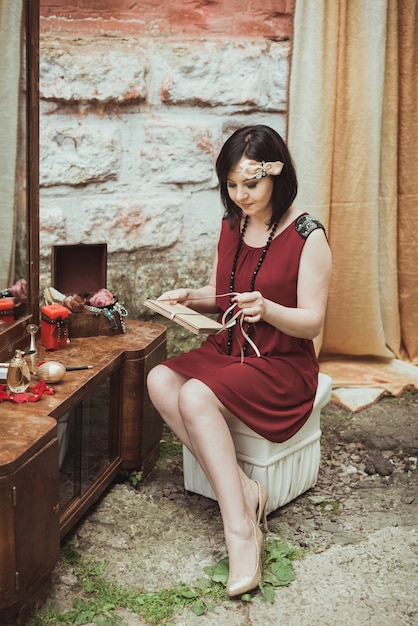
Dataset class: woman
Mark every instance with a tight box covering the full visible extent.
[147,125,332,597]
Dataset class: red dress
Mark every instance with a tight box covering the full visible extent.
[163,214,323,443]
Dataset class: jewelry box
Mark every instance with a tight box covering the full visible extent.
[51,243,126,337]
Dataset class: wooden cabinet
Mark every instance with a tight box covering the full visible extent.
[0,320,166,623]
[57,371,122,538]
[0,417,59,623]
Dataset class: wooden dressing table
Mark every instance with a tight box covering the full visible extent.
[0,3,167,621]
[0,321,166,622]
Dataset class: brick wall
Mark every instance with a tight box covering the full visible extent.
[40,1,294,38]
[39,1,294,347]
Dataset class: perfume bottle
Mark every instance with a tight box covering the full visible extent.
[6,350,31,394]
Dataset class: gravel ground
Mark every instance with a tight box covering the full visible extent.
[26,391,418,625]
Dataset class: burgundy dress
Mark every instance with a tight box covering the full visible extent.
[163,214,324,443]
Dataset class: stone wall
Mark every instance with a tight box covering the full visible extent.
[39,1,294,344]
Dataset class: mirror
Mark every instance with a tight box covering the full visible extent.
[0,0,39,360]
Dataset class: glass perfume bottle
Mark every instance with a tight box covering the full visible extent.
[6,350,31,393]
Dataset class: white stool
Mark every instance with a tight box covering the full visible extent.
[183,372,332,514]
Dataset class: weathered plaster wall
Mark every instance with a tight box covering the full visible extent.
[40,1,294,38]
[39,1,294,335]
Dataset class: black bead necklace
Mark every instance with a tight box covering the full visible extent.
[227,215,279,355]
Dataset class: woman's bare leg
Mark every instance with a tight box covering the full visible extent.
[147,366,262,588]
[147,364,196,453]
[147,365,260,523]
[176,377,261,589]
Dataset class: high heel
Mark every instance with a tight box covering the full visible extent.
[226,520,263,598]
[255,480,269,531]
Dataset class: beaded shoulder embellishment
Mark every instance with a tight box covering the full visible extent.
[295,214,325,239]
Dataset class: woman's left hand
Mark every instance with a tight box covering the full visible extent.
[233,291,265,323]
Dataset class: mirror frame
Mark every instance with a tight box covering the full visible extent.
[0,0,39,361]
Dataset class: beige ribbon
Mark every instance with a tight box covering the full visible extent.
[163,292,261,358]
[238,159,284,180]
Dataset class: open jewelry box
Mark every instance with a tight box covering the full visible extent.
[51,243,125,337]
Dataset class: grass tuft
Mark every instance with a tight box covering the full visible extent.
[27,538,298,625]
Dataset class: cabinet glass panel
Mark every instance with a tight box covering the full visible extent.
[58,373,120,513]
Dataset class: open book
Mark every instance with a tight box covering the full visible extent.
[144,299,224,335]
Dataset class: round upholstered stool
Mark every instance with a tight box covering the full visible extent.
[183,372,332,514]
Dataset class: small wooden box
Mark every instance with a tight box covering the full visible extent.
[52,244,124,338]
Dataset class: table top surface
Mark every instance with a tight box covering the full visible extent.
[0,320,166,472]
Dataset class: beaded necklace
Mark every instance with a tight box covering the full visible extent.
[227,215,279,355]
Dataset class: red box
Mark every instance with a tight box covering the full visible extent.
[0,298,15,326]
[41,304,69,350]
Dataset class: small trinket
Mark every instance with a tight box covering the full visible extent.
[36,361,66,383]
[41,304,70,350]
[26,323,39,370]
[6,350,31,393]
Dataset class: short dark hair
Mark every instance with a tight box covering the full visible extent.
[215,125,298,228]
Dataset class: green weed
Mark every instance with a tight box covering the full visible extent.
[156,435,183,470]
[27,539,298,625]
[119,468,143,487]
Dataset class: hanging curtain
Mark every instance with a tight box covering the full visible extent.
[287,0,418,411]
[0,0,23,288]
[397,1,418,364]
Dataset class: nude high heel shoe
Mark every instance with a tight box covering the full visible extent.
[255,480,269,531]
[226,520,264,598]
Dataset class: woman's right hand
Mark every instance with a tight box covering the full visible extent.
[157,289,191,306]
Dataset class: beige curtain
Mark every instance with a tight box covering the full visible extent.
[0,0,23,287]
[288,0,418,410]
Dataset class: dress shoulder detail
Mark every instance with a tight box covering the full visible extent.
[295,214,325,239]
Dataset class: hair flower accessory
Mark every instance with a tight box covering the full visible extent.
[239,159,284,179]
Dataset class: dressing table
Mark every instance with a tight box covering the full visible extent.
[0,2,166,622]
